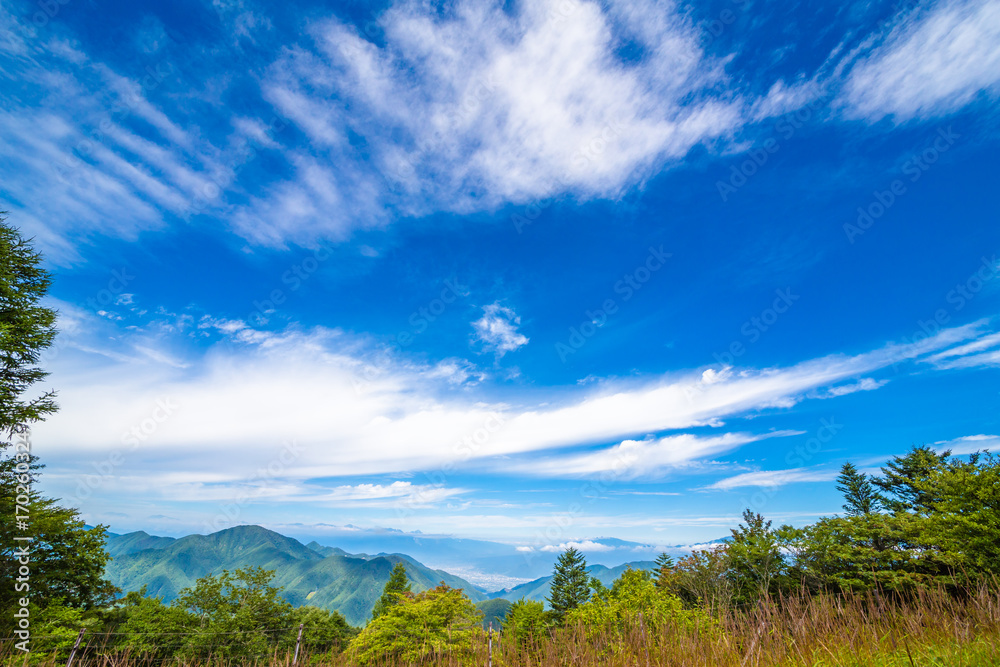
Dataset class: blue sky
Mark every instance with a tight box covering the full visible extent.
[3,0,999,555]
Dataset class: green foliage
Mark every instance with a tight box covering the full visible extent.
[287,605,359,655]
[0,450,117,637]
[370,562,411,620]
[837,461,880,516]
[674,545,733,609]
[115,589,196,660]
[779,513,953,593]
[565,568,716,653]
[502,598,551,645]
[547,547,590,624]
[21,599,104,662]
[0,214,58,433]
[653,552,676,593]
[875,445,952,514]
[476,597,512,630]
[103,526,485,626]
[913,451,1000,577]
[349,583,483,665]
[171,566,294,659]
[727,509,785,604]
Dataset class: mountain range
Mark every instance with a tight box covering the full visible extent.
[103,525,715,626]
[104,525,486,626]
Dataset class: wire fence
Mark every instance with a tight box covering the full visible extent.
[0,624,335,667]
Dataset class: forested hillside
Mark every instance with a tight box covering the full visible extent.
[104,525,485,625]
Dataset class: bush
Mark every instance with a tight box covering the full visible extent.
[565,568,716,655]
[502,598,551,645]
[349,584,483,665]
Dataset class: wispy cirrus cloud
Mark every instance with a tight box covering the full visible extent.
[494,430,802,480]
[705,467,839,491]
[839,0,1000,121]
[932,434,1000,455]
[34,300,1000,497]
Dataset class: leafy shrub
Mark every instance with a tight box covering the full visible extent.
[349,584,483,665]
[566,568,717,655]
[502,598,551,645]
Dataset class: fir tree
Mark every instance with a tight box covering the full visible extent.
[371,562,411,620]
[654,552,675,592]
[875,445,951,514]
[0,214,57,433]
[546,548,590,624]
[836,462,880,516]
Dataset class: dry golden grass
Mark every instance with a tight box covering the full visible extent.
[6,586,999,667]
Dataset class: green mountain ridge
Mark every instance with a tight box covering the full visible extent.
[487,561,658,603]
[104,525,485,626]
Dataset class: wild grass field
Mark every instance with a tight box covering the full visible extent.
[5,585,998,667]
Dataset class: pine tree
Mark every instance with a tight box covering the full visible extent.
[371,562,411,620]
[836,462,880,516]
[727,509,783,603]
[0,214,57,434]
[654,552,675,592]
[546,548,590,624]
[874,445,951,514]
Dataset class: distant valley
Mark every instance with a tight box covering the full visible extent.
[102,525,713,626]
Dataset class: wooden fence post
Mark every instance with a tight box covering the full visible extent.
[292,623,304,666]
[487,621,493,667]
[65,628,85,667]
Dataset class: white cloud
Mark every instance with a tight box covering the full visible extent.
[0,15,251,264]
[841,0,1000,121]
[932,434,1000,456]
[472,303,529,357]
[540,540,616,553]
[923,330,1000,369]
[498,430,802,479]
[706,467,839,491]
[33,309,998,505]
[816,377,888,398]
[236,0,753,244]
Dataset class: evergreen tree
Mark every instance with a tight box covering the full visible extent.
[654,552,675,592]
[371,562,411,620]
[0,213,58,433]
[727,509,784,603]
[546,547,590,624]
[0,216,116,641]
[875,445,951,513]
[836,462,880,516]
